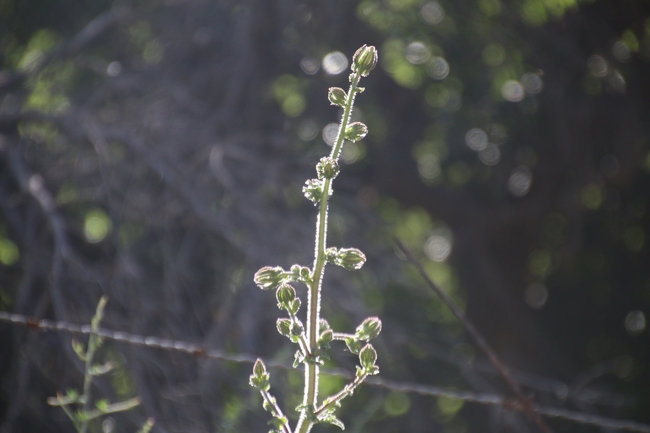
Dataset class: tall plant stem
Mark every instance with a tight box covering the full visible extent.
[295,72,361,433]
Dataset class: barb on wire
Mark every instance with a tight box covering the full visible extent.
[1,311,649,433]
[394,238,555,432]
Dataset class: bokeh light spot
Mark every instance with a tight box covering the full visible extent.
[406,42,431,65]
[384,391,411,416]
[587,55,609,77]
[508,166,533,197]
[478,144,501,165]
[623,226,645,252]
[106,61,122,77]
[417,154,441,183]
[424,228,453,262]
[300,57,320,75]
[528,250,552,277]
[482,43,505,66]
[322,123,339,146]
[84,209,112,243]
[297,120,319,141]
[426,57,450,80]
[581,184,603,210]
[525,282,548,309]
[521,72,543,94]
[625,311,646,335]
[465,128,488,151]
[322,52,348,75]
[421,1,445,25]
[501,80,525,102]
[0,238,19,265]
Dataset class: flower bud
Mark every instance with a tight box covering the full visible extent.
[359,344,377,370]
[254,266,286,290]
[319,318,331,334]
[276,318,292,337]
[344,122,368,142]
[250,358,270,390]
[336,248,366,270]
[276,284,296,309]
[290,264,312,284]
[288,298,301,315]
[325,247,339,264]
[355,317,382,341]
[352,45,378,77]
[303,179,324,204]
[318,329,333,347]
[291,321,305,337]
[328,87,347,106]
[316,157,340,180]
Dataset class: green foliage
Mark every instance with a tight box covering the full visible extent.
[47,297,152,433]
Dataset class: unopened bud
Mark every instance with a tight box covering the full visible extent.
[318,329,333,347]
[316,157,340,180]
[288,298,301,315]
[359,344,377,370]
[250,358,270,390]
[291,321,305,337]
[253,358,266,377]
[276,284,296,308]
[319,319,331,334]
[277,318,292,337]
[290,264,312,284]
[344,122,368,142]
[352,45,378,77]
[303,179,324,204]
[336,248,366,270]
[328,87,347,106]
[355,317,382,341]
[254,266,286,291]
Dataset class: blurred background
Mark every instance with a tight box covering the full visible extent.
[0,0,649,432]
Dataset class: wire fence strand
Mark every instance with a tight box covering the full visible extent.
[1,311,649,432]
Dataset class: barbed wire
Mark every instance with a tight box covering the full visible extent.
[1,311,649,433]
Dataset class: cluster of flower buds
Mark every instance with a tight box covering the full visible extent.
[325,247,367,271]
[316,157,340,180]
[345,316,382,354]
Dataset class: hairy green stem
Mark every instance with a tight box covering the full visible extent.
[296,72,361,433]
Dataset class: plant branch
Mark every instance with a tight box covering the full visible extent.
[394,238,554,433]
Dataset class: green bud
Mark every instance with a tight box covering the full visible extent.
[344,122,368,142]
[345,337,363,354]
[288,298,301,315]
[336,247,366,270]
[250,358,270,390]
[276,318,292,337]
[318,329,333,347]
[316,157,340,180]
[319,318,331,334]
[276,284,296,309]
[303,179,324,204]
[325,247,339,264]
[359,344,377,370]
[355,317,382,341]
[254,266,286,291]
[352,45,378,77]
[253,358,266,377]
[328,87,347,106]
[291,321,305,338]
[290,264,312,284]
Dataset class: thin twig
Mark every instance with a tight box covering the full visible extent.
[1,312,649,433]
[394,238,554,433]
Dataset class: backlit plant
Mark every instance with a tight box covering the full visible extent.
[250,45,382,433]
